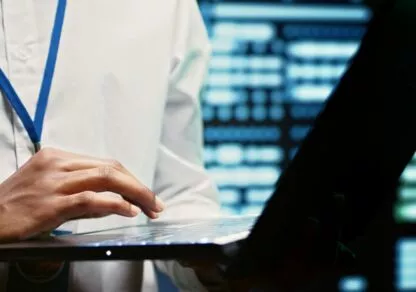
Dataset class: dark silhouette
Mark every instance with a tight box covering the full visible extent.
[227,1,416,290]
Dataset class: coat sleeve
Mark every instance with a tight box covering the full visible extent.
[151,1,221,290]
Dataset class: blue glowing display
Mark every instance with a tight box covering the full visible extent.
[200,0,371,217]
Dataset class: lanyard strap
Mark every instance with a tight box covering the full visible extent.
[0,0,67,152]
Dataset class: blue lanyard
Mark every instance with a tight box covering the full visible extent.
[0,0,67,153]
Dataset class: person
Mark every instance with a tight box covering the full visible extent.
[0,0,220,291]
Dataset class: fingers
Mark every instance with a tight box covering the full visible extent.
[59,191,141,221]
[32,148,165,219]
[59,157,133,177]
[35,148,133,178]
[60,158,159,216]
[57,167,164,215]
[126,201,160,219]
[41,148,164,215]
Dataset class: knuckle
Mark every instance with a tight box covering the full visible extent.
[75,191,95,209]
[34,148,59,166]
[108,199,124,211]
[108,200,123,212]
[53,159,67,171]
[98,165,115,182]
[107,159,123,172]
[41,209,61,224]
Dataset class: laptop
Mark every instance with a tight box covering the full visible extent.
[0,0,415,285]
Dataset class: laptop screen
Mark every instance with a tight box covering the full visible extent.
[228,0,416,283]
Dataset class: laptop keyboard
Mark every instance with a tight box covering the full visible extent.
[83,216,257,246]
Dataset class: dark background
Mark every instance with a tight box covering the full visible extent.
[156,1,416,290]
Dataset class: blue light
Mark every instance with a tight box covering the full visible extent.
[284,25,300,38]
[201,0,369,219]
[246,189,274,204]
[235,106,250,121]
[290,84,334,101]
[244,146,283,163]
[219,189,241,205]
[399,188,416,200]
[398,238,416,256]
[217,107,233,122]
[234,41,249,54]
[249,73,282,87]
[221,206,241,216]
[252,42,268,54]
[205,127,281,142]
[271,90,284,103]
[210,56,247,70]
[204,89,239,106]
[283,25,367,39]
[259,147,284,163]
[252,106,267,121]
[203,147,216,164]
[245,147,258,162]
[290,105,323,119]
[249,56,283,71]
[397,204,416,222]
[216,144,244,165]
[241,205,264,216]
[208,72,282,87]
[287,41,360,59]
[210,4,371,22]
[210,39,239,53]
[208,72,247,87]
[287,64,347,80]
[402,166,416,182]
[208,166,280,187]
[252,90,267,104]
[290,147,299,160]
[269,106,285,121]
[396,239,416,290]
[338,276,368,291]
[236,90,249,102]
[290,126,312,141]
[203,106,215,121]
[210,56,283,71]
[213,22,275,41]
[271,40,285,53]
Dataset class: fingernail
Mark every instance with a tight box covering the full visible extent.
[147,211,159,220]
[155,196,165,212]
[130,205,141,216]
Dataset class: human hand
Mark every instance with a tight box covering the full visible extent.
[0,147,164,242]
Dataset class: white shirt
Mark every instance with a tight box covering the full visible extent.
[0,0,220,291]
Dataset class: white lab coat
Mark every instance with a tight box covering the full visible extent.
[0,0,220,291]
